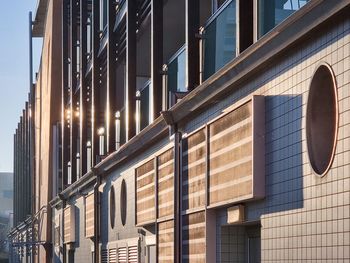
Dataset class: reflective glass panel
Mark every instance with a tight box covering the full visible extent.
[203,1,236,81]
[258,0,309,38]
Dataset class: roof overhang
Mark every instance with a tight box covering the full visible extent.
[32,0,49,37]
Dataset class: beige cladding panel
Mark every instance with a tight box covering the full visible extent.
[33,3,62,263]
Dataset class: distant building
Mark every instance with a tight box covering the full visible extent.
[0,172,13,261]
[9,0,350,262]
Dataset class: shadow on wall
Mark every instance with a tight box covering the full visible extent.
[74,204,80,249]
[101,180,111,245]
[247,94,304,219]
[215,95,304,262]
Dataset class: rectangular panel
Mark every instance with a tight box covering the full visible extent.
[85,193,95,238]
[136,159,156,225]
[157,149,174,219]
[63,206,75,243]
[208,96,265,207]
[182,211,206,263]
[158,220,174,263]
[182,129,206,212]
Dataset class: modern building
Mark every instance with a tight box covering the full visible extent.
[10,0,350,262]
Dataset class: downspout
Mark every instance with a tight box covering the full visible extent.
[161,111,182,263]
[92,168,101,263]
[58,194,66,263]
[29,11,36,263]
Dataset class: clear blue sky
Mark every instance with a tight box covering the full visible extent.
[0,1,42,172]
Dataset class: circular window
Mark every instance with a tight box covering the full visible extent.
[120,179,127,226]
[306,63,338,176]
[110,186,116,229]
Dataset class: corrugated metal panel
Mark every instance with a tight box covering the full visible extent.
[157,149,174,219]
[136,159,156,225]
[182,129,206,212]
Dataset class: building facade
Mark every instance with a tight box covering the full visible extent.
[11,0,350,262]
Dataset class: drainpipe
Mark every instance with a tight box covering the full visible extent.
[29,11,36,263]
[58,193,66,263]
[161,111,182,263]
[92,168,101,263]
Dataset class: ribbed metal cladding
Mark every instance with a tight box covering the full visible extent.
[13,102,33,226]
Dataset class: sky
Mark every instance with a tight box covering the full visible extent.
[0,1,42,172]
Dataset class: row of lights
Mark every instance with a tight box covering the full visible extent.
[65,110,122,185]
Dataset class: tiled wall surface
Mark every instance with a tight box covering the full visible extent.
[187,13,350,262]
[72,197,93,263]
[220,226,246,263]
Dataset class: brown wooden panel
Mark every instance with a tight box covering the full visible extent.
[63,206,75,243]
[63,207,70,243]
[158,220,174,263]
[182,129,206,211]
[136,159,155,225]
[85,193,95,238]
[208,101,253,207]
[157,149,174,219]
[182,211,206,263]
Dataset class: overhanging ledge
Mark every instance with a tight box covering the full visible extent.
[32,0,49,37]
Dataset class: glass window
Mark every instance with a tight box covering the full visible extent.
[258,0,309,38]
[168,47,186,93]
[203,0,236,81]
[100,0,108,31]
[140,83,150,130]
[86,15,92,56]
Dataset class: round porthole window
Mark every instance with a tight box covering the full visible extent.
[110,186,116,229]
[306,63,338,176]
[120,179,127,226]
